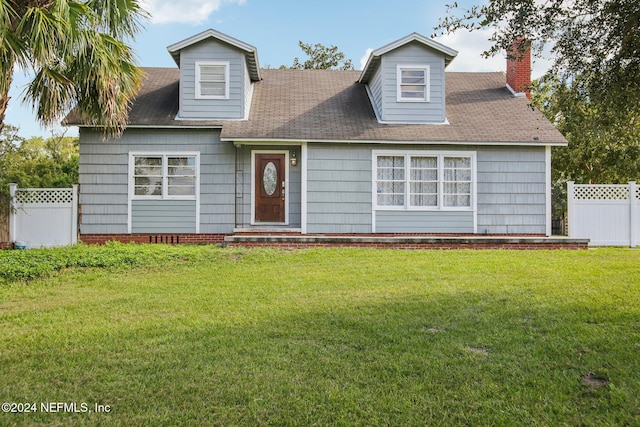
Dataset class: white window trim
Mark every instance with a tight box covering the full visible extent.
[195,61,230,100]
[397,65,430,103]
[129,152,200,201]
[372,150,476,212]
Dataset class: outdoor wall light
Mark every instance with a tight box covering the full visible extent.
[290,151,298,167]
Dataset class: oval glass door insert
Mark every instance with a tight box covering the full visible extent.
[263,162,277,195]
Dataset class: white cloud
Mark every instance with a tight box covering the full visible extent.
[435,29,504,73]
[361,34,496,73]
[359,48,373,70]
[435,29,553,79]
[141,0,246,25]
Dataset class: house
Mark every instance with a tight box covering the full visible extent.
[66,29,577,248]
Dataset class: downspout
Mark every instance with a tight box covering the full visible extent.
[234,144,239,230]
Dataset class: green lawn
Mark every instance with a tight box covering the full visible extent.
[1,245,639,426]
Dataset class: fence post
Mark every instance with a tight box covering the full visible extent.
[567,181,575,238]
[9,183,17,244]
[630,181,637,248]
[71,185,79,245]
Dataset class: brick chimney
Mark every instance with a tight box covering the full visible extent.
[506,38,531,99]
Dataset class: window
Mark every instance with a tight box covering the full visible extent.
[443,157,472,207]
[397,66,430,102]
[410,156,438,207]
[374,152,474,210]
[196,61,229,99]
[376,155,405,206]
[131,154,198,199]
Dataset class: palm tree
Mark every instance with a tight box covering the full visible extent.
[0,0,148,136]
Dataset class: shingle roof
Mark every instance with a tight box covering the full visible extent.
[65,67,567,145]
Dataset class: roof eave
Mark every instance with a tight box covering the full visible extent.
[222,137,567,147]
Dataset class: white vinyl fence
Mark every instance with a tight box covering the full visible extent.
[9,184,78,248]
[568,181,639,247]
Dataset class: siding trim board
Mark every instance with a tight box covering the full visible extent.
[545,145,552,237]
[301,142,308,234]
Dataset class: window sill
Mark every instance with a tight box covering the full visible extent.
[375,207,473,212]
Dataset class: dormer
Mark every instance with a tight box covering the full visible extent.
[359,33,457,124]
[167,29,261,120]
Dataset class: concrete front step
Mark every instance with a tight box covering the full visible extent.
[224,234,589,250]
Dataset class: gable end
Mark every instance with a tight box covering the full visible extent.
[364,41,447,124]
[167,29,261,121]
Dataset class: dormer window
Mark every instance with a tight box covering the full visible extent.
[196,61,229,99]
[397,65,430,102]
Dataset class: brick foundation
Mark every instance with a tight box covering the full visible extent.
[80,234,226,245]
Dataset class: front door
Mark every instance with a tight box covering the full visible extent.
[255,153,285,223]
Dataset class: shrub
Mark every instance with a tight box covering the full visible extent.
[0,242,211,284]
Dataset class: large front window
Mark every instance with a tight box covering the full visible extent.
[374,152,474,210]
[131,154,198,199]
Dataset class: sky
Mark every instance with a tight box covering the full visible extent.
[5,0,553,139]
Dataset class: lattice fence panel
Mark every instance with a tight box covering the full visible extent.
[14,188,74,204]
[573,185,629,201]
[636,185,640,201]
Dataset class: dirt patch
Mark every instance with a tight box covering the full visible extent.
[581,372,609,388]
[465,346,489,356]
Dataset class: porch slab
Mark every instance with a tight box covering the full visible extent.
[224,234,590,250]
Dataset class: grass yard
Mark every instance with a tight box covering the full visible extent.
[0,244,639,426]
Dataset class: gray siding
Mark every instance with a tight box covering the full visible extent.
[132,200,196,233]
[234,146,302,228]
[79,128,236,235]
[379,43,446,123]
[376,211,474,233]
[304,144,546,235]
[80,129,547,236]
[369,66,383,119]
[178,39,246,119]
[243,62,254,119]
[476,147,546,234]
[306,144,372,233]
[78,132,129,234]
